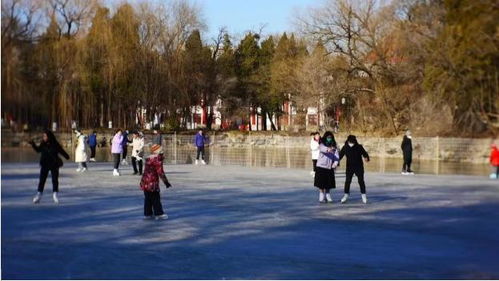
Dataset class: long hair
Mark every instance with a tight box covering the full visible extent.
[321,131,336,147]
[43,128,62,149]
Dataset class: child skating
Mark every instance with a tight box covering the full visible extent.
[339,135,370,204]
[314,131,339,203]
[140,144,172,220]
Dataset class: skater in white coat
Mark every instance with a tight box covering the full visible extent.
[74,130,89,172]
[130,131,145,175]
[310,132,320,176]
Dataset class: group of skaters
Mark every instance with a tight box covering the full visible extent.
[28,128,210,219]
[27,127,499,218]
[29,128,172,219]
[309,131,370,204]
[309,130,499,204]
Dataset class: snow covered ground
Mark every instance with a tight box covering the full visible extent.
[2,162,499,279]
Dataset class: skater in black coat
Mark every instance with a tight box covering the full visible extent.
[339,135,370,204]
[401,130,414,174]
[29,129,70,204]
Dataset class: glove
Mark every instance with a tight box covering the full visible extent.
[165,182,172,188]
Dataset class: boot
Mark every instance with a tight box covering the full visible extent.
[52,192,59,204]
[325,193,332,203]
[33,192,42,204]
[361,194,368,204]
[319,191,325,203]
[341,193,349,204]
[156,214,168,220]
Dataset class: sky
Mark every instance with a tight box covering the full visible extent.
[197,0,320,40]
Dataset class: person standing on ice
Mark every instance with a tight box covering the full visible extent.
[111,129,124,176]
[121,130,131,165]
[310,131,320,177]
[194,129,208,165]
[140,144,172,220]
[401,130,414,175]
[152,129,162,145]
[314,131,339,203]
[29,129,70,204]
[339,135,370,204]
[130,131,145,175]
[88,130,97,162]
[489,142,499,179]
[74,130,89,172]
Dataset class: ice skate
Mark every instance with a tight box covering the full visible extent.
[156,214,168,220]
[76,167,82,172]
[113,169,120,176]
[90,158,96,162]
[361,194,368,204]
[341,193,349,204]
[33,192,42,204]
[195,160,199,165]
[201,160,206,165]
[325,193,333,203]
[490,173,498,179]
[401,170,408,175]
[81,167,87,172]
[52,192,59,204]
[407,170,415,175]
[319,192,325,203]
[310,171,315,177]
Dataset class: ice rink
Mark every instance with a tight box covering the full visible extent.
[2,162,499,279]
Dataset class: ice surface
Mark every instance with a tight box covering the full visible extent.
[2,162,499,279]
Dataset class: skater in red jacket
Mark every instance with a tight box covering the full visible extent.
[140,144,172,220]
[490,143,499,179]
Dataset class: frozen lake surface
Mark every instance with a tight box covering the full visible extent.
[2,162,499,279]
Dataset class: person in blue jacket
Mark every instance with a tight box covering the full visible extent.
[194,129,208,165]
[88,130,97,162]
[121,130,131,165]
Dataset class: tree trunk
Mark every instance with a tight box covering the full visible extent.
[269,112,277,131]
[262,109,267,131]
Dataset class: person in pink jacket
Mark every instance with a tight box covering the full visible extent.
[111,129,124,176]
[140,144,172,220]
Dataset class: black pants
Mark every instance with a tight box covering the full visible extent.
[403,151,412,172]
[112,153,120,169]
[312,160,317,172]
[344,169,366,194]
[78,162,87,168]
[196,146,205,160]
[122,146,128,160]
[144,191,164,216]
[90,146,96,158]
[132,157,143,174]
[38,166,59,192]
